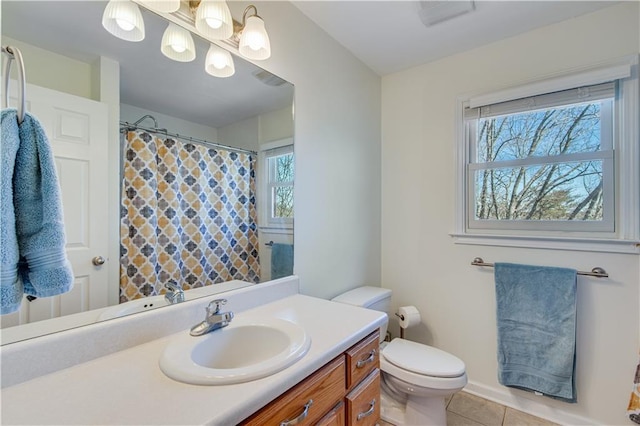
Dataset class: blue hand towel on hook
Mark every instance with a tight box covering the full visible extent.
[494,262,577,402]
[1,110,23,314]
[0,110,74,315]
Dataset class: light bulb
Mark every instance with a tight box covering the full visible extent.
[247,34,264,51]
[195,0,232,40]
[205,18,223,29]
[116,18,135,31]
[102,0,145,42]
[161,23,195,62]
[238,15,270,60]
[205,44,234,78]
[211,54,226,69]
[171,43,186,53]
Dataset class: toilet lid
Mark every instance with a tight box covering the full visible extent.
[382,338,465,378]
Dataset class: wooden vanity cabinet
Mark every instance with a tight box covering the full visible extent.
[345,369,380,426]
[344,329,380,426]
[316,400,346,426]
[345,330,379,391]
[240,329,381,426]
[240,356,346,426]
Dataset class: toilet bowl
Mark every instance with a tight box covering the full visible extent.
[332,286,467,426]
[379,338,467,425]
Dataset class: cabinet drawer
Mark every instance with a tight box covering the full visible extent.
[241,356,346,426]
[345,330,379,391]
[316,400,345,426]
[346,369,380,426]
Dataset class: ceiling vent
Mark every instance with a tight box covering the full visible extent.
[418,1,475,27]
[253,70,287,87]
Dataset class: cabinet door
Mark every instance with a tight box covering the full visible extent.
[316,400,345,426]
[241,356,346,426]
[345,330,379,391]
[346,369,380,426]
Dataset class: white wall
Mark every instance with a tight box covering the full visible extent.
[2,36,93,99]
[120,103,219,144]
[226,1,382,299]
[259,106,294,144]
[217,115,259,151]
[382,3,639,425]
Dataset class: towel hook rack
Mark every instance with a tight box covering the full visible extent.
[471,257,609,278]
[2,45,26,124]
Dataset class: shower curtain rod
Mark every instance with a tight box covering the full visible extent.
[120,121,258,156]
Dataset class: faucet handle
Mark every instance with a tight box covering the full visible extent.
[165,281,181,292]
[207,299,227,315]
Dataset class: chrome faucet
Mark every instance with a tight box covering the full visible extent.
[164,281,185,305]
[190,299,234,337]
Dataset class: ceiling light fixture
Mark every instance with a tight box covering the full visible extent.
[137,0,180,13]
[161,23,196,62]
[195,0,233,40]
[205,43,235,78]
[102,1,272,78]
[102,0,145,42]
[237,5,271,61]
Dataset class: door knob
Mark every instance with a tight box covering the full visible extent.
[92,256,106,266]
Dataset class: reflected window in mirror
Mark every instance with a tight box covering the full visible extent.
[263,144,294,228]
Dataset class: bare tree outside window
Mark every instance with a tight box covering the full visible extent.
[271,153,294,218]
[474,102,605,222]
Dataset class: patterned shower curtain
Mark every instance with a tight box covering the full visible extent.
[119,130,260,302]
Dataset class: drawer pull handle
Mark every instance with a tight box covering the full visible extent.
[356,349,376,368]
[280,399,313,426]
[357,399,376,421]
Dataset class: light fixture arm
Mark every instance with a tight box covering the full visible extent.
[241,5,260,27]
[231,5,261,41]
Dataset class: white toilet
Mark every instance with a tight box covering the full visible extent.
[332,286,467,426]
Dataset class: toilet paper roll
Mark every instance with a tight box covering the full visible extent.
[397,305,421,329]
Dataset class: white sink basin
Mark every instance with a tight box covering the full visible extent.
[159,317,311,385]
[97,295,168,321]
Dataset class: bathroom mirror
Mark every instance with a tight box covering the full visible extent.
[1,1,294,343]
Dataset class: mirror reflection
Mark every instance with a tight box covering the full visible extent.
[1,1,294,343]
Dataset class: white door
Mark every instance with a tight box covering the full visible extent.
[2,82,110,327]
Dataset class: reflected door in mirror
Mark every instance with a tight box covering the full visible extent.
[1,82,110,328]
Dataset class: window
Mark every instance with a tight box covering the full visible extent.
[453,57,639,253]
[466,83,614,232]
[264,144,294,227]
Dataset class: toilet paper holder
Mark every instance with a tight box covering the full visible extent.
[394,312,406,339]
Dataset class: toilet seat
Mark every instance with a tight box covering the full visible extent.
[381,338,467,390]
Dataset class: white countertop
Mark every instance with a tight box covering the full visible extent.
[1,294,386,425]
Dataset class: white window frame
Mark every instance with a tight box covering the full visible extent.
[259,138,294,230]
[451,55,640,254]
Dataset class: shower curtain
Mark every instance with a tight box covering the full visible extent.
[119,130,260,302]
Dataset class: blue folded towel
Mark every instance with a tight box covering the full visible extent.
[271,243,293,280]
[494,262,577,402]
[1,109,74,314]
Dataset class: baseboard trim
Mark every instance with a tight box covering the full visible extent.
[463,380,597,425]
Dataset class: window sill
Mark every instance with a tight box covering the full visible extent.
[450,232,640,254]
[259,226,293,235]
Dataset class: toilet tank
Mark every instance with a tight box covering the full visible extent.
[331,286,392,341]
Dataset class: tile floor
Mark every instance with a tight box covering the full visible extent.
[379,391,559,426]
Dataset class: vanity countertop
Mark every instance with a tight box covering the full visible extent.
[1,294,386,425]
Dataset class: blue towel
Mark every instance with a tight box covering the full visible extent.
[1,110,22,313]
[271,243,293,280]
[1,109,74,314]
[494,262,577,402]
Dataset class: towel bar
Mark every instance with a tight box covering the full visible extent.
[2,45,26,124]
[471,257,608,278]
[265,241,274,247]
